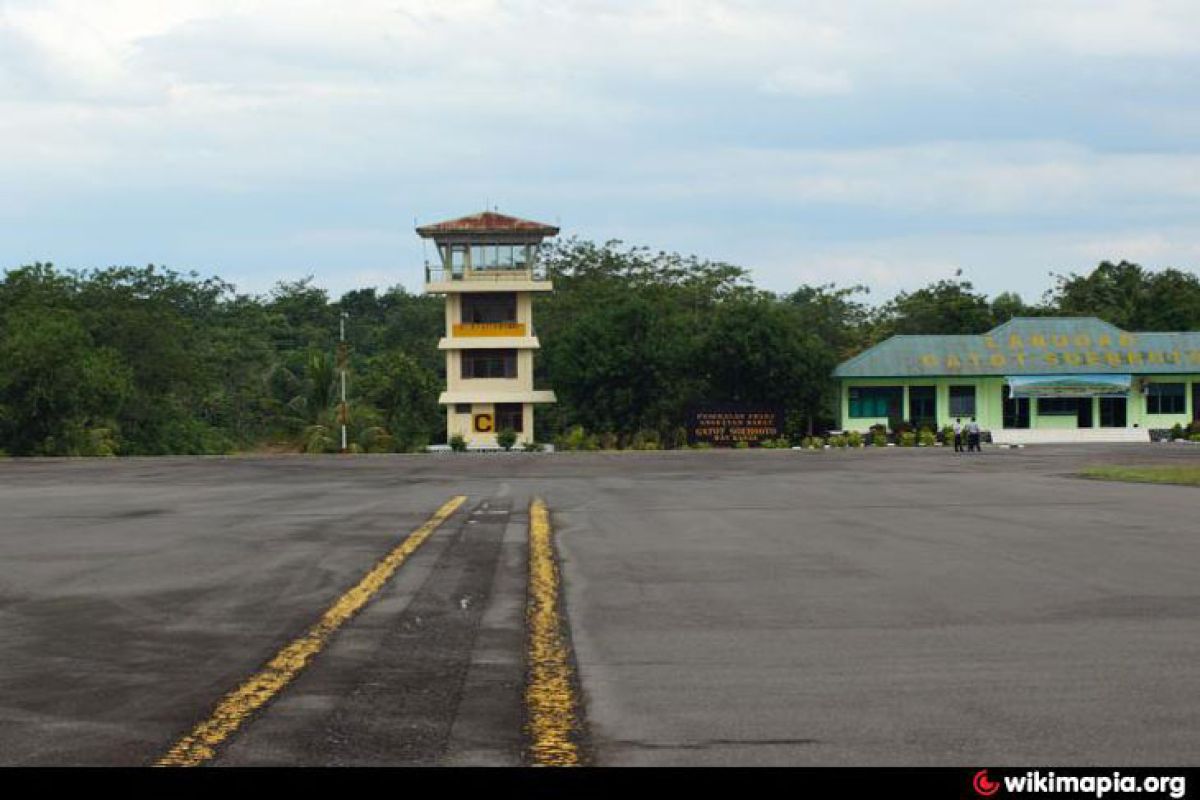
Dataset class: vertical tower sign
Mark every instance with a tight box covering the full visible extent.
[418,211,558,448]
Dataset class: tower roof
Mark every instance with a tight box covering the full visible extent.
[416,211,559,238]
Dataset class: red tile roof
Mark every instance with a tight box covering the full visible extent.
[416,211,559,238]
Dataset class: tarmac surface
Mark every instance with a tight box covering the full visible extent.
[0,443,1197,766]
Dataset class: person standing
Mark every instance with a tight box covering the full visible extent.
[966,417,981,452]
[953,418,964,453]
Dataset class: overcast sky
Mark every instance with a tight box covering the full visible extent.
[3,0,1200,302]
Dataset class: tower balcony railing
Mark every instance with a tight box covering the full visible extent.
[425,264,549,284]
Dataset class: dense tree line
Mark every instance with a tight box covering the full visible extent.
[1,247,1198,456]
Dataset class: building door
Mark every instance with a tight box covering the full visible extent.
[908,386,936,430]
[1076,398,1094,428]
[1099,397,1127,428]
[1002,391,1030,429]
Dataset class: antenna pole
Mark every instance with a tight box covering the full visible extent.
[339,312,348,453]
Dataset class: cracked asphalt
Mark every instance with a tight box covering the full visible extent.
[0,444,1197,765]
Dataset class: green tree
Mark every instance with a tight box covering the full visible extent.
[877,277,995,336]
[1048,261,1200,331]
[0,309,132,455]
[356,350,441,451]
[702,297,838,435]
[786,283,872,358]
[535,239,750,440]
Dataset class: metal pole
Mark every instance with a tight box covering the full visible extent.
[340,312,348,453]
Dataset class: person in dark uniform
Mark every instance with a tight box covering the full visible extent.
[953,418,964,453]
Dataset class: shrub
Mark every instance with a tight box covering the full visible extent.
[77,426,120,457]
[497,428,518,451]
[400,436,430,454]
[558,425,598,451]
[847,431,863,447]
[871,432,888,447]
[303,424,336,454]
[1191,433,1200,443]
[1170,423,1185,441]
[449,434,467,452]
[899,431,917,447]
[939,425,955,444]
[358,426,395,454]
[918,430,936,447]
[734,440,750,449]
[670,427,689,450]
[521,440,544,452]
[631,429,661,450]
[598,431,619,450]
[690,441,714,450]
[829,434,848,448]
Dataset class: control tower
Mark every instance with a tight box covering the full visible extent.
[418,211,558,448]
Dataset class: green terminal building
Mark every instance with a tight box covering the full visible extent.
[834,317,1200,444]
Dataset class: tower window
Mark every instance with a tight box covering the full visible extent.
[495,403,524,432]
[461,293,517,324]
[469,244,531,270]
[461,349,517,379]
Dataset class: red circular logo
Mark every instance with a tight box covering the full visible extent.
[974,769,1001,797]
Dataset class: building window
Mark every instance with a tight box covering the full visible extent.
[949,385,976,417]
[1037,397,1078,416]
[1146,383,1185,414]
[461,293,517,324]
[461,349,517,379]
[455,403,472,414]
[848,386,902,419]
[495,403,523,433]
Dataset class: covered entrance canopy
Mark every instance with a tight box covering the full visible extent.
[1006,374,1131,398]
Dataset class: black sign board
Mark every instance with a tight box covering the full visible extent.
[688,405,783,447]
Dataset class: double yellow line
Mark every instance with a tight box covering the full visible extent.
[157,495,466,767]
[157,494,584,767]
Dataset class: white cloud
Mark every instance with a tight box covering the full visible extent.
[1070,232,1200,263]
[760,67,853,97]
[3,0,1200,299]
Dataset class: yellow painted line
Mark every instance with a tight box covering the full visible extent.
[156,494,467,767]
[525,498,584,766]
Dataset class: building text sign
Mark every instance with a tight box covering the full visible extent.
[688,406,782,447]
[916,331,1200,373]
[453,322,527,337]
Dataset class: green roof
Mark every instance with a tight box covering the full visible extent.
[834,317,1200,378]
